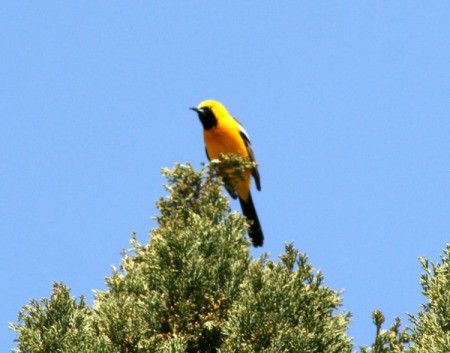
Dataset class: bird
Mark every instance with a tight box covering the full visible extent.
[190,99,264,247]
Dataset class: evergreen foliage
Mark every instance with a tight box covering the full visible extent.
[9,282,103,353]
[220,246,352,353]
[10,158,352,352]
[359,245,450,353]
[408,244,450,353]
[359,310,409,353]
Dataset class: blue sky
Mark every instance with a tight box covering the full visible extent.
[1,2,449,350]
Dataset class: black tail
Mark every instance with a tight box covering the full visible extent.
[239,192,264,247]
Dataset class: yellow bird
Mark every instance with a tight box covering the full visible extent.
[191,100,264,247]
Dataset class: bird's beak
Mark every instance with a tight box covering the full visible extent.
[190,107,202,114]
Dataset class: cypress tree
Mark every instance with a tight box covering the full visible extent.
[11,158,352,352]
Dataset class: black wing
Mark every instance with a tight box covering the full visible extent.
[237,120,261,191]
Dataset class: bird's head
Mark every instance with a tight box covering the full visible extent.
[190,99,229,130]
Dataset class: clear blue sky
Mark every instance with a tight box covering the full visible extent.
[1,2,449,351]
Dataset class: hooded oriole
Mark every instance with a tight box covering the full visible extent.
[190,100,264,247]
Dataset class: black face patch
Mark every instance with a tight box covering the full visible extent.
[197,107,218,130]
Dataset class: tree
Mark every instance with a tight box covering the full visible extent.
[408,244,450,353]
[358,310,409,353]
[9,282,101,353]
[10,157,352,352]
[359,245,450,353]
